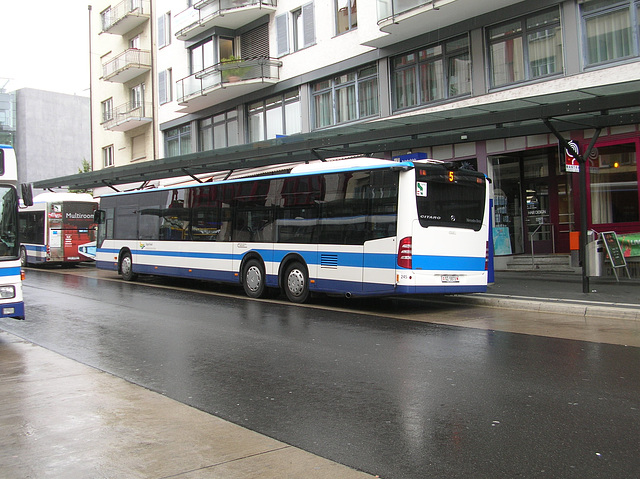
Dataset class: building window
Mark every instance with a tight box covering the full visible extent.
[101,98,113,123]
[581,0,639,66]
[275,2,315,57]
[165,125,192,157]
[190,37,215,74]
[159,69,172,105]
[313,64,378,128]
[132,135,146,162]
[590,141,639,225]
[130,84,144,109]
[102,145,114,168]
[335,0,357,34]
[248,90,302,142]
[199,110,239,151]
[488,7,563,88]
[158,12,171,48]
[129,35,141,50]
[392,35,471,111]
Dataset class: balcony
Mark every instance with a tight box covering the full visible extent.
[176,56,282,113]
[102,49,151,83]
[365,0,521,48]
[102,102,152,132]
[101,0,150,35]
[175,0,277,41]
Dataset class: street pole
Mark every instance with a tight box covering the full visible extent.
[543,119,601,293]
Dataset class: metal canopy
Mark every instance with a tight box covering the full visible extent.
[33,80,640,191]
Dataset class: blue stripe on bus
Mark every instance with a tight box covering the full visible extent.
[100,247,483,272]
[24,244,46,253]
[411,255,485,271]
[0,267,22,277]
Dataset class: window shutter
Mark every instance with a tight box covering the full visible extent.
[159,70,167,104]
[275,13,289,57]
[158,15,166,48]
[302,2,315,48]
[132,135,146,161]
[241,24,269,58]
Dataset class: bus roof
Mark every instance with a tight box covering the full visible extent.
[99,157,417,198]
[31,192,97,204]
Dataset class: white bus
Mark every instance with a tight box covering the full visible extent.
[19,193,98,266]
[95,158,489,302]
[0,145,24,318]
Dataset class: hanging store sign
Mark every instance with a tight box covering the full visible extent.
[565,140,580,173]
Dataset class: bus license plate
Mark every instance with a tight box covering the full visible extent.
[441,275,460,283]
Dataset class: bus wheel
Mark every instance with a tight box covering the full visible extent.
[284,261,309,303]
[20,247,28,267]
[243,259,266,299]
[120,252,137,281]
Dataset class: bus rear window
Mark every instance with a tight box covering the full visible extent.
[415,168,486,231]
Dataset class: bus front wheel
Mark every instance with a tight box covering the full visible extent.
[20,246,28,267]
[243,259,266,299]
[284,261,309,303]
[120,252,137,281]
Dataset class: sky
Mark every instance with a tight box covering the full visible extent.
[1,0,90,96]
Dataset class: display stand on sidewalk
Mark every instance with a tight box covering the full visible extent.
[601,231,631,281]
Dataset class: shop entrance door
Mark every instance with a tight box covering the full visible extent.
[491,150,561,256]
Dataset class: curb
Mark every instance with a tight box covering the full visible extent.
[442,294,640,321]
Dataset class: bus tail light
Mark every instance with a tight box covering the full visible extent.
[398,237,412,269]
[485,241,489,271]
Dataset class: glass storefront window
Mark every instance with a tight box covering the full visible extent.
[590,142,639,225]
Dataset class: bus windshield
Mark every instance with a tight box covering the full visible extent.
[415,166,486,231]
[0,185,19,259]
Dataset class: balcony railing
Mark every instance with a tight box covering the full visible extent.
[102,49,151,83]
[101,0,150,35]
[176,56,282,112]
[377,0,434,23]
[175,0,277,40]
[102,102,152,132]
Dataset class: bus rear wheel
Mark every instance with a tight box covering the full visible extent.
[284,261,309,303]
[243,259,266,299]
[20,246,28,267]
[120,252,137,281]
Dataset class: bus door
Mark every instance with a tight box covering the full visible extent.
[46,203,64,261]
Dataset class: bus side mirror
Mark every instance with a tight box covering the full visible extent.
[21,184,33,206]
[94,210,105,224]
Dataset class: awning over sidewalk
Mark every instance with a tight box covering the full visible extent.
[33,80,640,191]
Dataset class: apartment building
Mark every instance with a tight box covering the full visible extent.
[87,0,640,263]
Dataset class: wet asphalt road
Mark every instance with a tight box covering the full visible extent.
[2,267,639,479]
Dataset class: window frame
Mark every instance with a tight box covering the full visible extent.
[312,63,379,129]
[392,34,471,112]
[165,124,192,157]
[101,98,113,123]
[580,0,640,68]
[335,0,357,35]
[198,109,239,151]
[248,90,302,142]
[487,6,564,89]
[102,145,114,168]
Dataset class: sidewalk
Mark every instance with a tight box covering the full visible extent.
[0,331,374,479]
[449,270,640,321]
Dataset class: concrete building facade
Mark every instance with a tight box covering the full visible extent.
[0,88,90,189]
[87,0,640,267]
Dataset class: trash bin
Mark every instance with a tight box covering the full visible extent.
[586,238,604,276]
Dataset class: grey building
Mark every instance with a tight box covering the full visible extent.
[14,88,90,189]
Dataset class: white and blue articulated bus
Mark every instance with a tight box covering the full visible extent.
[0,145,24,318]
[94,158,490,303]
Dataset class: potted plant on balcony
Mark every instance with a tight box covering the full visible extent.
[220,55,250,83]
